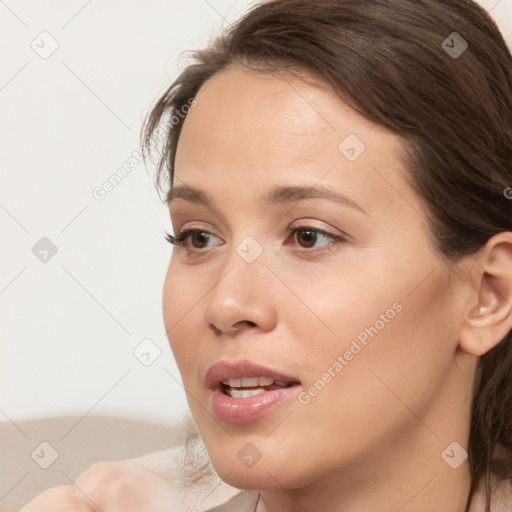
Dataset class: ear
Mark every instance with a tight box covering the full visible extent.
[459,232,512,357]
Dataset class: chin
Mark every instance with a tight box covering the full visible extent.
[219,465,297,491]
[206,447,318,491]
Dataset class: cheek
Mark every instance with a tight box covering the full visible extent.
[273,261,400,369]
[298,266,459,437]
[162,260,203,376]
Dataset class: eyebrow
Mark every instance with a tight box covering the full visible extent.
[167,184,367,215]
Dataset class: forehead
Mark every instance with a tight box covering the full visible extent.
[175,65,396,162]
[173,66,411,216]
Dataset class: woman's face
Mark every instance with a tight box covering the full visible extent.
[163,66,473,490]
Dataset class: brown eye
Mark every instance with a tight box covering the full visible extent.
[166,229,220,250]
[295,229,318,248]
[190,231,211,249]
[286,225,345,255]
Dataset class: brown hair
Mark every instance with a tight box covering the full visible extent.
[142,0,512,509]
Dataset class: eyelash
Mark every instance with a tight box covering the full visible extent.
[164,225,345,256]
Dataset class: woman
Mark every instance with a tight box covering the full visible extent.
[20,0,512,511]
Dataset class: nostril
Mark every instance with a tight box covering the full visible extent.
[209,324,222,336]
[209,320,257,335]
[236,320,257,328]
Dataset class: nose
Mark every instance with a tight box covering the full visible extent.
[203,250,277,337]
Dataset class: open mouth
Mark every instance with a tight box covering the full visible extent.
[207,362,302,422]
[221,376,300,398]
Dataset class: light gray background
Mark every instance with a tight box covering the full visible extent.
[1,0,511,427]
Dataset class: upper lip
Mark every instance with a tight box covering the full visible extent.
[205,360,301,390]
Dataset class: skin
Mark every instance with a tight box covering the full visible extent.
[19,66,512,512]
[164,65,512,512]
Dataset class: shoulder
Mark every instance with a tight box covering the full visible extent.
[469,473,512,512]
[494,477,512,511]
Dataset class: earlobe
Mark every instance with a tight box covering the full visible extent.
[459,233,512,357]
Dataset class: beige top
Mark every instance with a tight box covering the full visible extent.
[204,490,260,512]
[467,473,512,512]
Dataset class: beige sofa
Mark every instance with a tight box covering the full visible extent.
[0,415,182,511]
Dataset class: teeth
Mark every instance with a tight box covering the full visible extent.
[241,377,259,387]
[221,376,297,398]
[222,376,276,387]
[228,388,266,398]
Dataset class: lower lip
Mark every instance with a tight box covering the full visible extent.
[210,385,301,423]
